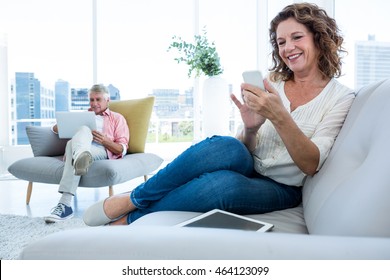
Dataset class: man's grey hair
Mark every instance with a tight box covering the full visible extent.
[89,84,110,100]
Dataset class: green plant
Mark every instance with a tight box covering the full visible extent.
[168,28,223,78]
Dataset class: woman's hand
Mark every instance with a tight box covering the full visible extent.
[231,79,285,129]
[230,79,279,151]
[241,80,286,124]
[232,79,320,175]
[236,79,293,152]
[230,89,266,132]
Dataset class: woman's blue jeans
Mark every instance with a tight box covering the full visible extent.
[128,136,302,223]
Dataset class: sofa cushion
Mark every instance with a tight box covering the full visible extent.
[303,79,390,237]
[26,126,68,157]
[246,205,308,234]
[8,153,163,187]
[109,97,154,154]
[131,205,308,234]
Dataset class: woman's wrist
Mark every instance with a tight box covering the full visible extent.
[244,125,260,137]
[240,128,258,152]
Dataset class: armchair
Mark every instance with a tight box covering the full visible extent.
[8,96,163,204]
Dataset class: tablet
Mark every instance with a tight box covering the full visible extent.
[55,111,97,139]
[175,209,274,232]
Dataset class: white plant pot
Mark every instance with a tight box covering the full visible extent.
[201,75,230,138]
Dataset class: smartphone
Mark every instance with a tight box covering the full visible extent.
[242,70,265,90]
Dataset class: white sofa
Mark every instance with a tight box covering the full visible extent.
[19,78,390,260]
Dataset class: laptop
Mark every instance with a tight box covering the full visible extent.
[55,111,97,139]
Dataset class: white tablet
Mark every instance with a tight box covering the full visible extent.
[175,209,274,232]
[56,111,97,139]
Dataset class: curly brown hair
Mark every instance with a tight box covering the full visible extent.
[268,3,346,82]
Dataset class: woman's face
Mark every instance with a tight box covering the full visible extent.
[276,17,320,77]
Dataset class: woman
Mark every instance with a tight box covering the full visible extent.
[83,3,355,226]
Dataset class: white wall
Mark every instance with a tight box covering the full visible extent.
[0,146,33,176]
[0,33,9,148]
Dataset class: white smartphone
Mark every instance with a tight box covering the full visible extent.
[242,70,265,90]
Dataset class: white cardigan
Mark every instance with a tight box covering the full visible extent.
[252,78,355,186]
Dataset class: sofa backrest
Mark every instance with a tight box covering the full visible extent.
[303,78,390,237]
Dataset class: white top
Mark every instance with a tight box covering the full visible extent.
[252,78,355,186]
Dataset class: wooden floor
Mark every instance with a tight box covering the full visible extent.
[0,175,144,219]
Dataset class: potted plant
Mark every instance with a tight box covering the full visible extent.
[167,28,224,78]
[168,28,230,139]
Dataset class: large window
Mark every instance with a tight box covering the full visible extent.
[97,0,194,98]
[1,0,264,145]
[96,0,196,143]
[0,0,92,145]
[335,0,390,89]
[199,0,259,92]
[2,0,390,148]
[0,0,92,87]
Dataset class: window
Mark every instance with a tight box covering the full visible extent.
[97,0,263,141]
[0,0,268,146]
[335,0,390,89]
[3,0,389,148]
[97,0,194,99]
[0,0,91,86]
[0,0,91,145]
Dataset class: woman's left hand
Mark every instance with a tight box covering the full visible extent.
[241,79,285,124]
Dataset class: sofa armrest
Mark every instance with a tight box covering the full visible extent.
[19,226,390,260]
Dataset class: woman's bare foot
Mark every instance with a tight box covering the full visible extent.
[103,192,136,220]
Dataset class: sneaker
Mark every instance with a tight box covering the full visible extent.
[44,203,74,223]
[73,151,93,176]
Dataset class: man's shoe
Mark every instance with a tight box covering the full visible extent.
[73,151,93,176]
[44,203,74,223]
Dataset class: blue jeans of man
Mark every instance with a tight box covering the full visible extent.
[128,136,302,223]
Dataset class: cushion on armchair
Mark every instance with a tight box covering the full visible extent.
[110,97,154,154]
[26,125,68,157]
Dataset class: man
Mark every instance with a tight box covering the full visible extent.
[44,84,129,223]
